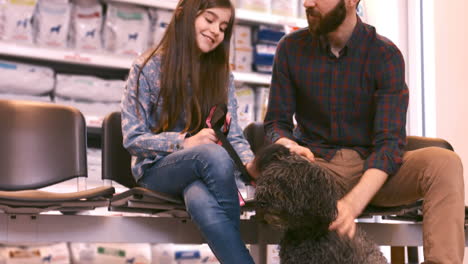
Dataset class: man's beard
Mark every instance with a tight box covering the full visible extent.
[306,0,347,36]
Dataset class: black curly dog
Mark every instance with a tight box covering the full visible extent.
[253,144,388,264]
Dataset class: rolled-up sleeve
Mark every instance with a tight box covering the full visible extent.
[364,48,408,175]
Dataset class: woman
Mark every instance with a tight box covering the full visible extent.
[121,0,256,263]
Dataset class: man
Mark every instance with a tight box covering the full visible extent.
[264,0,464,263]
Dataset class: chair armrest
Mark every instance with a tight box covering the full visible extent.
[406,136,454,151]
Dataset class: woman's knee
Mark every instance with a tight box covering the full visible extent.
[192,144,235,173]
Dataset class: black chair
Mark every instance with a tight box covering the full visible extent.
[243,122,453,222]
[0,99,115,214]
[101,112,187,217]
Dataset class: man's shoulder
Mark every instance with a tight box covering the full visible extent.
[281,28,311,44]
[363,23,402,57]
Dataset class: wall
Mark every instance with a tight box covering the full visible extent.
[431,0,468,262]
[432,0,468,203]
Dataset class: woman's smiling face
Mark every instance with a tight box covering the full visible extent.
[194,7,231,53]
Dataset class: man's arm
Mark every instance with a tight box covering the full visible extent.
[329,168,388,238]
[330,45,408,238]
[264,36,296,143]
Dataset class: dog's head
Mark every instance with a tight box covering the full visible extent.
[254,144,340,236]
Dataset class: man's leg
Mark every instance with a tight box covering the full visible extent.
[371,147,464,264]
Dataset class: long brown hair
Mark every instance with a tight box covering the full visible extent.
[138,0,235,134]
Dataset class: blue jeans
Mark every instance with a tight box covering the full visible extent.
[139,144,254,264]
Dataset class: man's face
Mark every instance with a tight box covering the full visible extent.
[305,0,347,36]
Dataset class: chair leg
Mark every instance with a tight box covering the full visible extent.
[407,246,419,264]
[390,246,405,264]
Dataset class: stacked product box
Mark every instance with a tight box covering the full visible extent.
[252,25,285,73]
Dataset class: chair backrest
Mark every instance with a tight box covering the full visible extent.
[0,99,87,191]
[101,111,137,188]
[243,122,454,153]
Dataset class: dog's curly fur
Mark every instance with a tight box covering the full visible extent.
[254,144,388,264]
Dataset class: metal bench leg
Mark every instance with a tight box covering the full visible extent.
[391,246,405,264]
[407,246,419,264]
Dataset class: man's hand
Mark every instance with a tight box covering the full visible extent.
[329,197,359,238]
[329,168,389,239]
[183,128,217,149]
[276,137,315,162]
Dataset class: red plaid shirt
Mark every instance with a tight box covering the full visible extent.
[264,18,408,175]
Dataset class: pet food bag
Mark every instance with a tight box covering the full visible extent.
[103,3,150,57]
[1,0,37,44]
[152,244,219,264]
[0,243,70,264]
[55,74,124,103]
[148,8,172,48]
[0,60,54,95]
[70,0,103,52]
[235,85,255,129]
[237,0,271,13]
[271,0,298,17]
[70,243,151,264]
[35,0,72,48]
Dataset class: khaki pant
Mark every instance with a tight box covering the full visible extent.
[315,147,465,264]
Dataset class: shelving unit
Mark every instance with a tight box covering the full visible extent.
[0,0,306,85]
[104,0,307,27]
[0,41,272,85]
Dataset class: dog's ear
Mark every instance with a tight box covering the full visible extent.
[253,144,290,172]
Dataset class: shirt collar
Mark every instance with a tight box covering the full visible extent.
[318,15,365,58]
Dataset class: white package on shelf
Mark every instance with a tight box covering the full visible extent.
[237,0,271,13]
[271,0,298,17]
[1,0,37,44]
[151,244,219,264]
[87,147,102,188]
[233,47,253,72]
[70,243,151,264]
[255,86,269,122]
[0,60,54,95]
[0,0,4,38]
[148,8,173,48]
[0,93,51,102]
[0,243,70,264]
[55,74,124,103]
[35,0,71,48]
[104,3,150,57]
[70,1,103,52]
[234,25,252,49]
[266,245,280,264]
[54,97,120,128]
[235,85,255,129]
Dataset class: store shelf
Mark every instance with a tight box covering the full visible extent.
[0,42,272,85]
[104,0,307,27]
[233,71,271,85]
[0,42,132,70]
[236,9,307,28]
[105,0,178,10]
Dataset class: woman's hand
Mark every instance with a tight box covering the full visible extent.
[245,161,260,180]
[183,128,218,149]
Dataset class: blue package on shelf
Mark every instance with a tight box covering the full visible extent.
[253,43,276,73]
[254,25,285,44]
[175,250,201,260]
